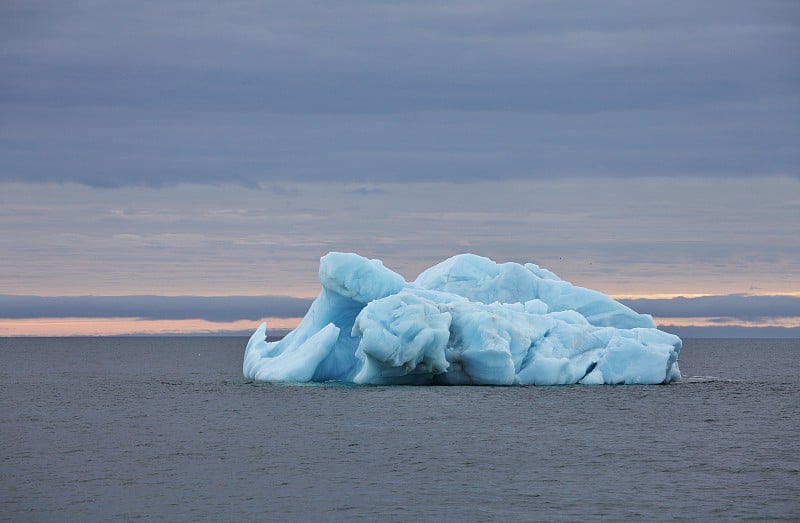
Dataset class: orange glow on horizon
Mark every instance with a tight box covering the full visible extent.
[0,317,302,337]
[611,291,800,300]
[2,313,799,337]
[654,317,800,329]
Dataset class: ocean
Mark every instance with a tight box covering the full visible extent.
[1,337,798,522]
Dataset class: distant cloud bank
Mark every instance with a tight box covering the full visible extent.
[659,325,800,339]
[0,295,313,322]
[619,295,800,321]
[1,293,798,338]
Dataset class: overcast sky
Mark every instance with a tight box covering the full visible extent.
[1,1,798,335]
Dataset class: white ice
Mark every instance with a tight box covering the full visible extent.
[244,253,682,385]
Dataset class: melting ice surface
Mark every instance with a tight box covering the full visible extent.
[244,253,682,385]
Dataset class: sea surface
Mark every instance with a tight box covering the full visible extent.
[1,337,798,522]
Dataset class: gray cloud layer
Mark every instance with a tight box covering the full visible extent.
[659,325,800,339]
[621,295,800,321]
[0,295,313,322]
[3,177,799,298]
[2,293,797,323]
[1,1,797,187]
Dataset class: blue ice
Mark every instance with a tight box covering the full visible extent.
[244,253,682,385]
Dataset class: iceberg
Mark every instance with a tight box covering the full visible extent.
[244,253,682,385]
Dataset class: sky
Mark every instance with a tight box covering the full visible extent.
[1,0,798,336]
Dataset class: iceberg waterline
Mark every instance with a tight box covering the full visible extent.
[244,253,682,385]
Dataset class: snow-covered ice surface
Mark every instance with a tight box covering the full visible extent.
[244,253,682,385]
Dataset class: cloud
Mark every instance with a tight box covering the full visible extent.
[1,177,798,298]
[1,1,797,187]
[620,294,800,321]
[0,295,313,322]
[659,325,800,339]
[3,293,799,328]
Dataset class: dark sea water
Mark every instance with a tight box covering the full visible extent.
[1,337,798,522]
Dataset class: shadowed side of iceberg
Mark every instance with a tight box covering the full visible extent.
[244,252,407,382]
